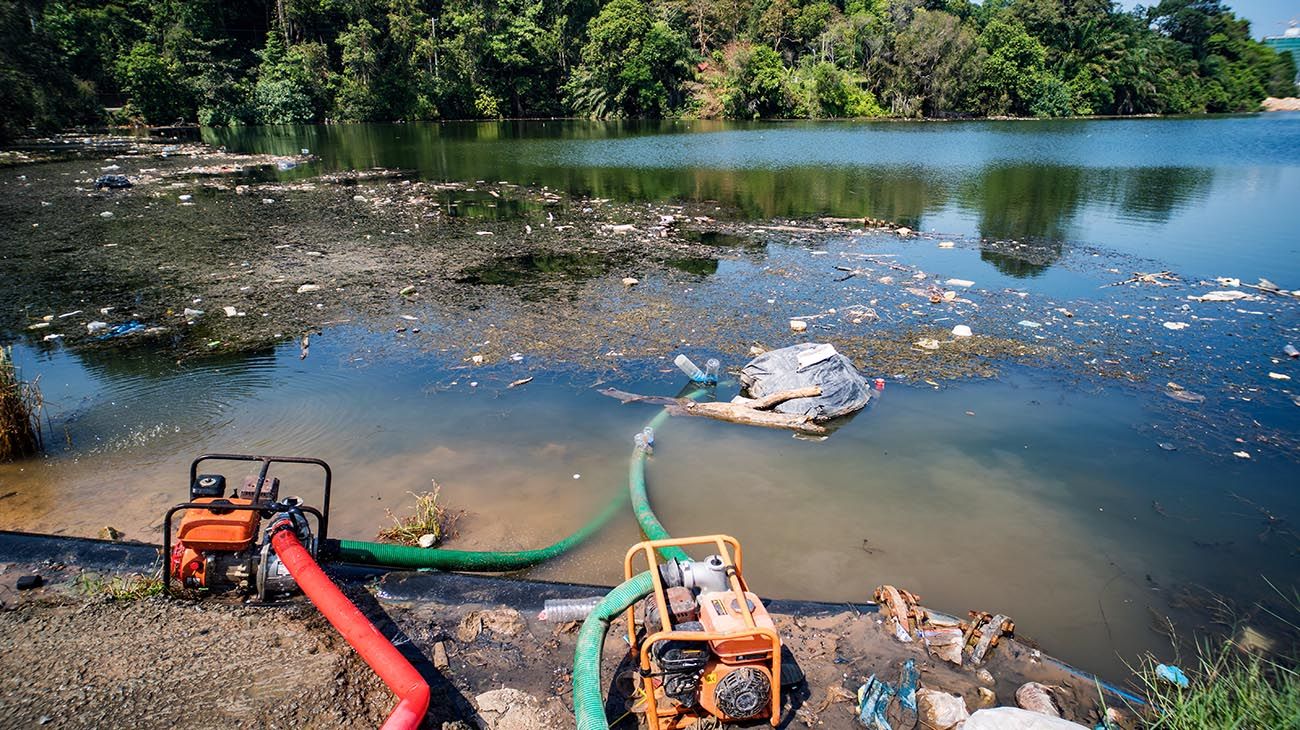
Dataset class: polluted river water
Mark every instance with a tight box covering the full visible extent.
[2,116,1299,684]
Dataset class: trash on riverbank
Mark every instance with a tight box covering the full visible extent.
[1154,663,1189,688]
[94,174,131,190]
[921,622,966,665]
[855,673,894,729]
[875,584,923,642]
[1015,682,1060,717]
[967,612,1015,665]
[918,689,970,729]
[965,707,1085,728]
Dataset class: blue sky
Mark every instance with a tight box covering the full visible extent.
[1220,0,1298,36]
[1120,0,1299,38]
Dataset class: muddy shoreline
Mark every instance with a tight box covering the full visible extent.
[0,531,1139,729]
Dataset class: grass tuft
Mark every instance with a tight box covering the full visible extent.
[376,483,461,546]
[0,346,44,461]
[1136,580,1300,728]
[1136,642,1300,728]
[76,571,164,601]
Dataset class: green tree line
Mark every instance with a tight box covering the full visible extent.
[2,0,1296,141]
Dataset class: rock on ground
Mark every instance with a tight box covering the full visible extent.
[474,688,557,730]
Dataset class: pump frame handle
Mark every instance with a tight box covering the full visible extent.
[188,453,332,540]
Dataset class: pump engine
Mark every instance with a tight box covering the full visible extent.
[163,454,332,600]
[625,535,800,729]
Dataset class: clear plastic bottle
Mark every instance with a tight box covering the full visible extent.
[634,432,647,454]
[704,358,721,384]
[674,354,706,382]
[539,596,603,622]
[642,426,655,449]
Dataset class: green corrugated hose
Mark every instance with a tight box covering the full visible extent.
[572,570,656,730]
[333,382,704,730]
[335,388,703,571]
[628,407,690,563]
[333,487,627,571]
[574,388,709,728]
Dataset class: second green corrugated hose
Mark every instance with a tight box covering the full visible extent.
[573,389,710,728]
[628,407,690,563]
[571,570,656,730]
[330,378,704,729]
[569,435,699,730]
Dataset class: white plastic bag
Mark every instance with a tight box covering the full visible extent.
[963,707,1088,729]
[917,688,969,730]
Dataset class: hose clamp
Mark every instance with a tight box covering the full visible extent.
[265,497,311,543]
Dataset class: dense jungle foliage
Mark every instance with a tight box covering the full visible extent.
[1,0,1296,140]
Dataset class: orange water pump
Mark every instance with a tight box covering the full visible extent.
[163,454,332,599]
[624,535,799,729]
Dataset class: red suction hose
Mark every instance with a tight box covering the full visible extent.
[271,529,430,730]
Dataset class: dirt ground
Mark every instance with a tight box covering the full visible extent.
[0,589,392,728]
[0,549,1135,730]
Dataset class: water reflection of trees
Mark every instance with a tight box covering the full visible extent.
[1096,167,1213,224]
[960,163,1213,277]
[961,165,1080,277]
[203,122,1218,278]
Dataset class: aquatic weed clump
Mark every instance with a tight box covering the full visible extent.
[377,484,462,546]
[0,346,43,461]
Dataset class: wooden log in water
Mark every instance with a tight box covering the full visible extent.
[740,385,821,410]
[598,385,826,434]
[664,400,826,434]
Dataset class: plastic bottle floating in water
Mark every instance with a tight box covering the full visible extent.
[642,426,655,449]
[634,432,649,455]
[673,354,719,385]
[704,358,721,383]
[674,354,706,382]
